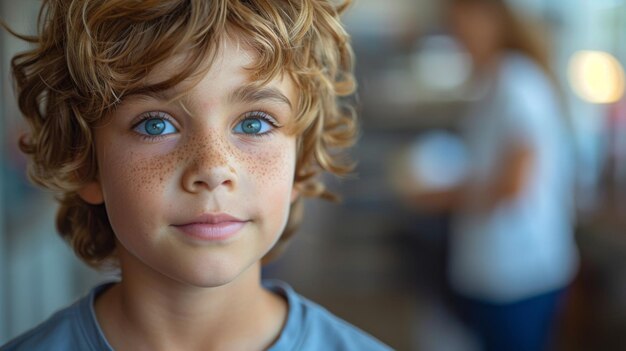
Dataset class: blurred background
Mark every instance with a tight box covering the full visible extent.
[2,0,626,350]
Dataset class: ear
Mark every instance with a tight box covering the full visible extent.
[290,186,300,204]
[77,181,104,205]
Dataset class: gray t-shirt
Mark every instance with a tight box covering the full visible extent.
[1,280,391,351]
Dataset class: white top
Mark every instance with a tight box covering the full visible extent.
[448,53,579,303]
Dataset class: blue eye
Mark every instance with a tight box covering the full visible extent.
[134,117,177,136]
[233,116,274,135]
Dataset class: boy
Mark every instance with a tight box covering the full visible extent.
[1,0,391,350]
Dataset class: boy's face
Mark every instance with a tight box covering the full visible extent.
[79,36,298,287]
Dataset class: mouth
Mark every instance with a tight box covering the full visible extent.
[172,213,248,241]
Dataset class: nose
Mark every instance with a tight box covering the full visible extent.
[180,136,237,193]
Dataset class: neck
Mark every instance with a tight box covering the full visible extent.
[95,255,287,351]
[471,50,502,74]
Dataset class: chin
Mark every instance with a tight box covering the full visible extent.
[172,257,258,289]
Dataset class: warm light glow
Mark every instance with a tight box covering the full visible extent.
[568,51,625,104]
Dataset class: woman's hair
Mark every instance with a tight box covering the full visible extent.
[449,0,572,129]
[7,0,357,267]
[449,0,555,80]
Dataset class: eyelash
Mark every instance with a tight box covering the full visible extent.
[237,110,282,138]
[130,110,282,141]
[132,111,178,141]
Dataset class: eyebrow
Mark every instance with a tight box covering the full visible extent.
[228,85,293,111]
[129,89,180,104]
[128,85,293,111]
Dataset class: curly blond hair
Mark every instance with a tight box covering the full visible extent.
[7,0,356,267]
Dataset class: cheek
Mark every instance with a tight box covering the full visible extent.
[238,139,296,227]
[241,137,296,181]
[97,135,296,223]
[98,149,180,233]
[127,151,179,194]
[102,150,178,198]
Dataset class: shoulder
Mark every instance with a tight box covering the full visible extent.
[264,280,393,351]
[499,52,546,83]
[295,297,393,351]
[495,52,562,127]
[0,284,112,351]
[1,303,81,351]
[498,52,555,102]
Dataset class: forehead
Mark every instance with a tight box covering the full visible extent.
[139,34,297,108]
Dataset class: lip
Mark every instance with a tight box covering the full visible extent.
[172,213,248,241]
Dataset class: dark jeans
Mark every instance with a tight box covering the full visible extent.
[452,288,567,351]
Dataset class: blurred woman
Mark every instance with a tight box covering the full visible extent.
[433,0,579,350]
